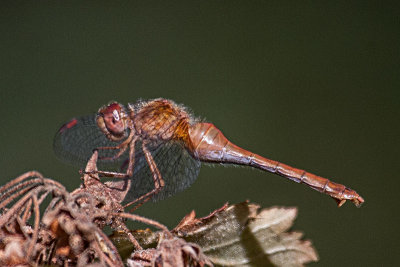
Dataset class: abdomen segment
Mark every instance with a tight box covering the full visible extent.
[188,122,364,207]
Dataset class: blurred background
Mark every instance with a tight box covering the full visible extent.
[0,1,398,266]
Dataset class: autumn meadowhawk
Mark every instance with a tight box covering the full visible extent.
[54,98,364,208]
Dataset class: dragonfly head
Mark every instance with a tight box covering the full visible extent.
[96,102,129,141]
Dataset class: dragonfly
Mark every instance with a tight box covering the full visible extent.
[54,98,364,209]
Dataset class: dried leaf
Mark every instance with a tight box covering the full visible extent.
[113,202,318,266]
[172,202,318,266]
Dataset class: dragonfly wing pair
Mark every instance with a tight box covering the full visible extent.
[54,115,201,202]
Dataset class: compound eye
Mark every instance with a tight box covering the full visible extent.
[112,109,120,121]
[96,102,128,141]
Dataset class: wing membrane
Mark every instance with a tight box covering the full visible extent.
[54,115,201,202]
[125,140,201,202]
[53,115,130,169]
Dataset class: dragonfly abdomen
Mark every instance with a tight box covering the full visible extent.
[188,122,257,164]
[188,122,364,207]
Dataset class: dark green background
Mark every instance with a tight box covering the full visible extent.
[0,1,398,266]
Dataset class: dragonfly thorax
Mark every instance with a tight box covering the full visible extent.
[132,99,192,143]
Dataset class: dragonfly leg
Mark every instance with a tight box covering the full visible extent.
[84,136,138,178]
[98,144,129,161]
[124,142,165,212]
[86,170,129,178]
[125,136,137,177]
[97,129,135,161]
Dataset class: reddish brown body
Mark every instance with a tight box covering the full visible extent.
[188,122,364,207]
[56,98,364,209]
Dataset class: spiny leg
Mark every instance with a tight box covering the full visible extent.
[91,136,138,178]
[125,136,137,177]
[124,142,165,212]
[96,129,135,161]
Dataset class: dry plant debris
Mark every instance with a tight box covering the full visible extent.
[112,202,318,267]
[0,151,318,266]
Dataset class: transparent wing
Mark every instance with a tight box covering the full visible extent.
[53,115,130,170]
[54,115,201,202]
[124,140,201,202]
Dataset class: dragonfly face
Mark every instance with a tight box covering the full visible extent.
[96,102,129,142]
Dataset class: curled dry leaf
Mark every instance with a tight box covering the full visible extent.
[172,202,318,266]
[112,202,318,267]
